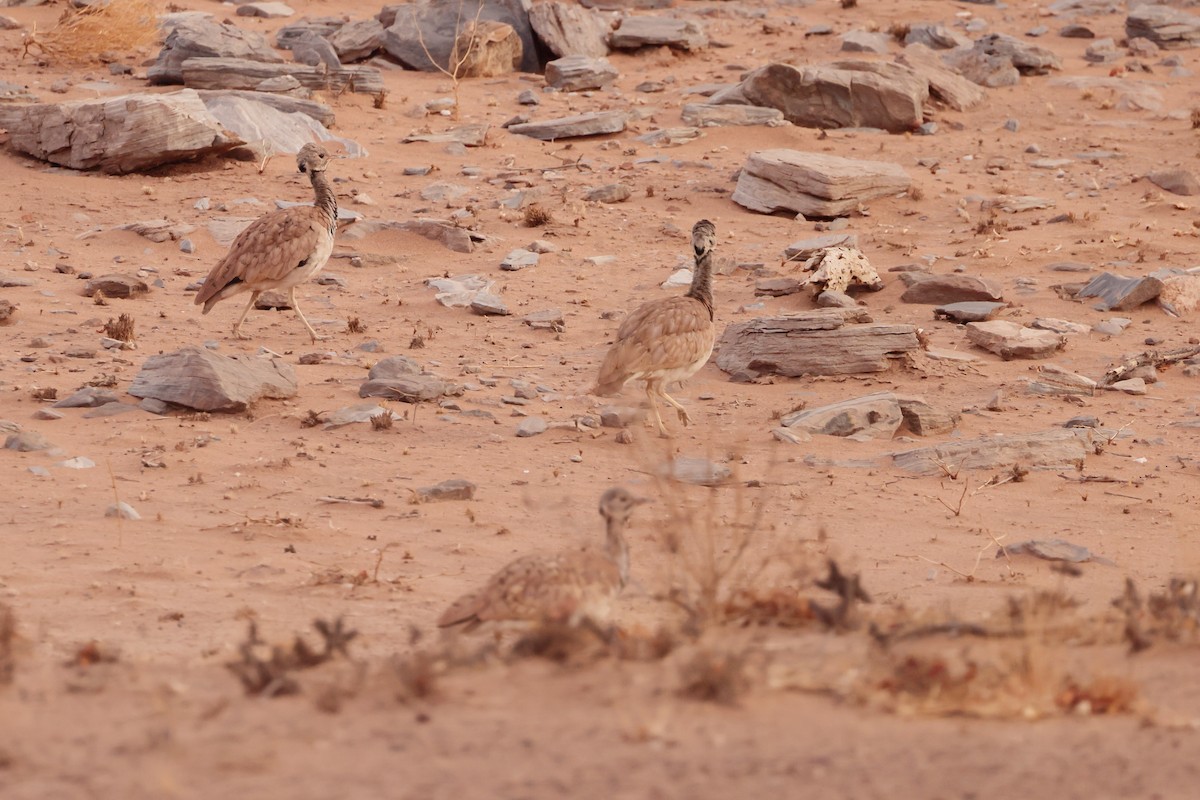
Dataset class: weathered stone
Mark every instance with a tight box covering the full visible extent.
[662,457,732,487]
[585,183,631,203]
[755,278,805,297]
[345,219,476,253]
[841,30,891,54]
[599,405,645,428]
[905,24,970,50]
[516,417,548,437]
[328,18,385,62]
[1084,39,1122,63]
[0,299,15,324]
[4,431,55,452]
[958,33,1062,74]
[383,0,539,74]
[275,17,346,48]
[322,403,401,429]
[1159,274,1200,316]
[1146,169,1200,196]
[52,388,120,408]
[610,16,706,51]
[715,309,922,377]
[196,89,334,126]
[0,90,242,174]
[128,346,297,412]
[1031,318,1091,335]
[289,30,340,68]
[149,18,283,85]
[237,2,294,19]
[523,309,565,330]
[455,20,523,77]
[508,111,627,140]
[83,274,149,299]
[896,395,959,436]
[966,320,1066,360]
[934,301,1007,322]
[635,127,701,147]
[782,392,903,440]
[800,247,884,294]
[1074,272,1164,311]
[201,94,362,163]
[359,375,453,402]
[402,124,488,147]
[501,249,539,271]
[896,43,986,111]
[528,1,610,58]
[817,290,858,309]
[417,478,476,501]
[892,429,1094,475]
[680,103,784,127]
[901,275,1004,304]
[733,61,928,133]
[1109,378,1147,395]
[368,355,422,379]
[1126,5,1200,50]
[941,48,1020,88]
[1025,364,1097,397]
[180,58,384,96]
[732,149,911,218]
[470,292,510,316]
[545,55,618,91]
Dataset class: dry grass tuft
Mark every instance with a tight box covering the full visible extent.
[1192,107,1200,129]
[1115,576,1200,652]
[888,21,910,41]
[677,646,749,705]
[103,312,135,343]
[0,603,15,685]
[347,316,365,334]
[25,0,161,64]
[370,410,394,431]
[227,618,358,698]
[523,204,553,227]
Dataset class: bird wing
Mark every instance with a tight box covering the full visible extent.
[595,296,715,393]
[194,207,330,307]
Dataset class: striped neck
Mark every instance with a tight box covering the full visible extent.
[685,246,714,320]
[309,168,338,232]
[605,515,630,587]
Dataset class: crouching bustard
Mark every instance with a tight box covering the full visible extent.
[438,487,646,631]
[594,219,717,437]
[194,143,337,343]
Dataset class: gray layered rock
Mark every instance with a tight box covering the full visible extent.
[1126,5,1200,49]
[383,0,539,73]
[508,111,627,140]
[545,55,618,91]
[128,346,297,412]
[328,18,386,62]
[732,149,911,217]
[610,16,706,51]
[149,18,283,85]
[528,0,610,58]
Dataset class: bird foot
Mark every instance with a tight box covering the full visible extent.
[676,408,692,425]
[232,328,252,341]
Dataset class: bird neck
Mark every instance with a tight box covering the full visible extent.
[309,168,337,232]
[604,515,630,587]
[685,247,714,320]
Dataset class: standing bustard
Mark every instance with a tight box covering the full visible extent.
[594,219,717,437]
[193,143,337,343]
[438,487,646,630]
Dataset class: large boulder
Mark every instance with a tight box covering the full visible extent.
[383,0,538,73]
[149,18,283,85]
[528,0,610,58]
[0,90,242,174]
[128,346,297,412]
[732,149,911,217]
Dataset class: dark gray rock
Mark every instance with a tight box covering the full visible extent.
[383,0,539,73]
[901,275,1004,304]
[328,18,386,62]
[933,301,1007,322]
[1075,272,1164,311]
[149,18,283,85]
[128,346,297,412]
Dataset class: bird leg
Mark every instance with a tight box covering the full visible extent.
[231,292,260,340]
[645,383,670,438]
[659,389,693,426]
[288,286,322,344]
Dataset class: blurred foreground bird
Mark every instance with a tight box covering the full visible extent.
[438,487,646,631]
[594,219,717,437]
[193,143,337,343]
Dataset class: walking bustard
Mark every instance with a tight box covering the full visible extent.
[438,487,646,630]
[594,219,717,437]
[193,143,337,343]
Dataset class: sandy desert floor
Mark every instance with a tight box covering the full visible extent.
[2,0,1200,797]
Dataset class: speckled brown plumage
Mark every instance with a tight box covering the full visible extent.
[594,219,717,436]
[194,143,337,343]
[438,487,645,630]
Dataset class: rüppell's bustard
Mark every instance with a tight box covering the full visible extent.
[594,219,717,437]
[438,487,646,631]
[193,143,337,343]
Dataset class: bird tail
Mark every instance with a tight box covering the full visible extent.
[438,592,484,628]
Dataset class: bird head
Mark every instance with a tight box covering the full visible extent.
[296,143,331,174]
[599,487,648,522]
[692,219,716,258]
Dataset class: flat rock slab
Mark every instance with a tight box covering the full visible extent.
[896,43,986,111]
[732,149,911,217]
[368,355,422,379]
[903,275,1004,304]
[128,346,297,412]
[782,392,903,439]
[1126,5,1200,49]
[610,17,706,51]
[545,55,618,91]
[359,375,455,402]
[732,62,928,133]
[417,478,477,502]
[402,124,489,147]
[202,94,362,161]
[680,103,784,127]
[237,2,294,18]
[508,111,627,140]
[1074,271,1164,311]
[892,428,1094,476]
[180,57,384,96]
[783,233,859,261]
[1025,364,1097,397]
[149,18,283,84]
[1004,538,1113,565]
[1146,169,1200,196]
[966,320,1066,360]
[345,219,476,253]
[896,395,960,436]
[383,0,539,74]
[196,89,334,126]
[715,309,922,377]
[934,301,1007,322]
[329,18,386,62]
[83,274,149,299]
[528,1,610,58]
[323,403,400,429]
[0,90,242,174]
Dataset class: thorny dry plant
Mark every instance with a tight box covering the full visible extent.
[103,313,135,343]
[23,0,160,64]
[0,603,15,685]
[1115,576,1200,652]
[227,618,358,698]
[413,0,486,120]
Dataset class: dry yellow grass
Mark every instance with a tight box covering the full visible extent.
[24,0,160,64]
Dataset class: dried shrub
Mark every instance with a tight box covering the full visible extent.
[888,21,910,42]
[347,316,365,334]
[103,312,135,343]
[300,409,324,428]
[1116,577,1200,651]
[25,0,160,64]
[370,410,394,431]
[677,646,749,705]
[226,618,358,698]
[1192,107,1200,129]
[523,204,552,227]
